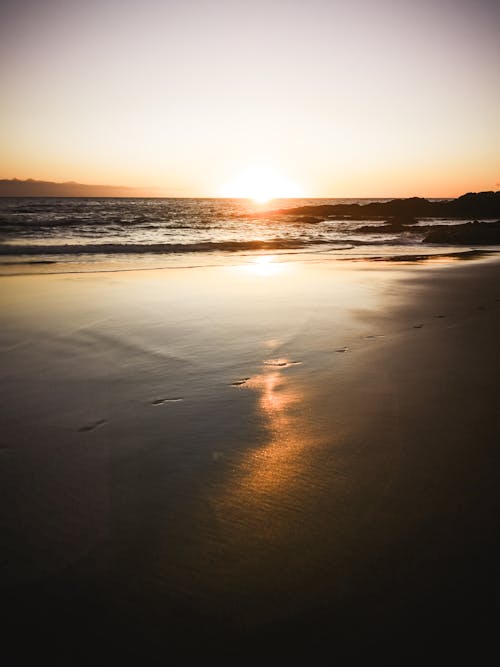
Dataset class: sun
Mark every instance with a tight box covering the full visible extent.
[220,166,303,203]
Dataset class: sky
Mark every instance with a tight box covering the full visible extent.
[1,0,499,197]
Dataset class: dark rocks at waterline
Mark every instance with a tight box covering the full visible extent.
[452,191,500,217]
[354,216,420,234]
[272,191,500,221]
[290,197,434,219]
[424,220,500,245]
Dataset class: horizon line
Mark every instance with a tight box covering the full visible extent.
[1,178,497,200]
[0,194,462,200]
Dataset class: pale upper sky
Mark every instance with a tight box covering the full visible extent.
[1,0,499,197]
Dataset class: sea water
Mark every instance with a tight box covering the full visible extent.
[0,196,470,273]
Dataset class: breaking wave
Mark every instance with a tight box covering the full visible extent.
[0,239,368,256]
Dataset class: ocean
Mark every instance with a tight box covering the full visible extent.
[0,196,469,274]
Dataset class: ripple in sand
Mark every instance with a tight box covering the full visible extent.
[78,419,107,433]
[335,347,349,353]
[152,397,184,405]
[364,334,384,340]
[413,324,424,329]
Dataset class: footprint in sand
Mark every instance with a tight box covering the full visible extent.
[434,314,446,318]
[230,378,250,386]
[152,397,184,405]
[78,419,107,433]
[364,335,384,340]
[263,359,302,368]
[413,324,424,329]
[335,347,349,353]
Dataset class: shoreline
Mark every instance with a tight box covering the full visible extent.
[2,254,500,660]
[0,245,497,279]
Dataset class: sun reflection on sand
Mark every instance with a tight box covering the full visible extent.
[219,352,323,526]
[239,255,287,277]
[156,352,324,616]
[239,365,306,494]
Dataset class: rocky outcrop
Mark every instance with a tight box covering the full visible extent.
[271,191,500,221]
[424,220,500,244]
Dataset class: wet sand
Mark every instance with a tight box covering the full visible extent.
[1,254,500,661]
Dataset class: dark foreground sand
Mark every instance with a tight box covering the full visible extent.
[1,253,500,662]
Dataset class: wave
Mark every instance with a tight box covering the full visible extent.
[0,238,357,256]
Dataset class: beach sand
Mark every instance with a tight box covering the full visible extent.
[1,253,500,661]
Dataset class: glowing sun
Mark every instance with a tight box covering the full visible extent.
[220,166,303,203]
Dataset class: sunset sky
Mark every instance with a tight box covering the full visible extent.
[1,0,499,197]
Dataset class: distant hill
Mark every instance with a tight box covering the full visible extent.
[0,178,162,197]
